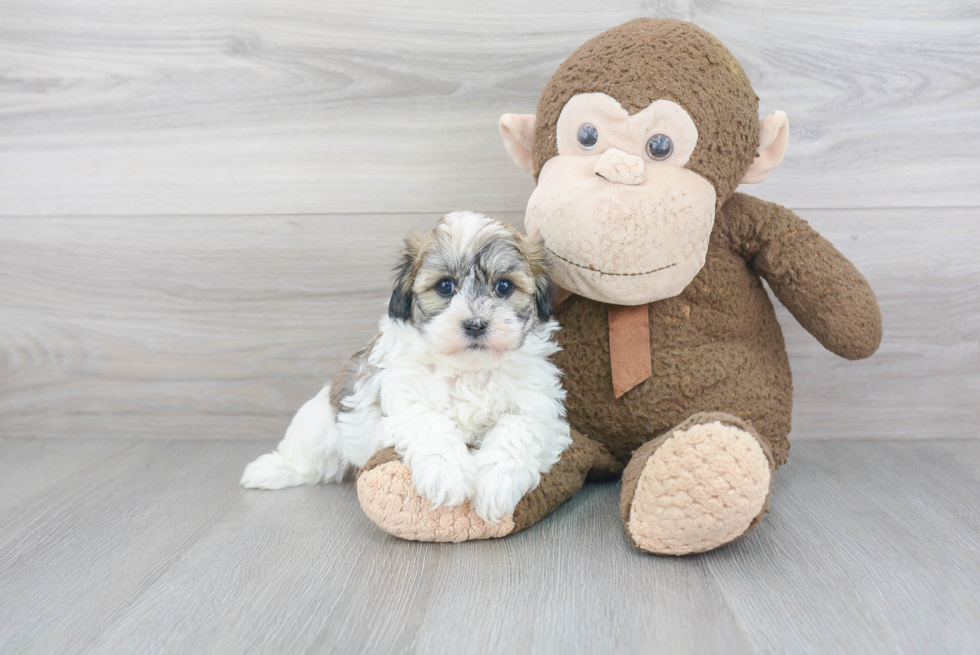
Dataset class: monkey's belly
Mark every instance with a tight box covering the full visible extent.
[553,293,793,468]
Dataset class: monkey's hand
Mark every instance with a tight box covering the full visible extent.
[723,193,882,360]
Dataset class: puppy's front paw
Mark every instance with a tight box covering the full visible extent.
[409,452,477,509]
[473,459,537,523]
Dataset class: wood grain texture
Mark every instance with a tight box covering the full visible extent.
[775,207,980,439]
[705,439,980,654]
[0,438,976,653]
[0,0,978,215]
[1,207,977,442]
[2,2,975,650]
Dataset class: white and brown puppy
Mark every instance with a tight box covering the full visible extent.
[241,211,571,522]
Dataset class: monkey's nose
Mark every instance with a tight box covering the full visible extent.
[462,318,488,337]
[593,148,645,185]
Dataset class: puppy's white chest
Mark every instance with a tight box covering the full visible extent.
[444,370,510,442]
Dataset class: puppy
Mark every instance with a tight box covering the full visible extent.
[241,211,571,522]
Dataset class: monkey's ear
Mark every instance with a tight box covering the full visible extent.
[741,111,790,184]
[499,114,537,175]
[388,236,419,321]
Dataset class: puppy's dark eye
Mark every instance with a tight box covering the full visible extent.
[577,123,598,149]
[646,134,673,160]
[494,279,515,297]
[435,279,455,297]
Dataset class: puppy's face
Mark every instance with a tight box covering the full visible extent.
[388,211,552,356]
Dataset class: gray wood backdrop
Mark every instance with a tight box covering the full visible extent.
[2,0,978,442]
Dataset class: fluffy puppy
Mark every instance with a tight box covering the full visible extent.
[241,211,571,522]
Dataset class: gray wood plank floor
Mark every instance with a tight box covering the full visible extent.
[0,437,977,654]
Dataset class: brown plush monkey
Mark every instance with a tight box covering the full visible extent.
[356,18,882,555]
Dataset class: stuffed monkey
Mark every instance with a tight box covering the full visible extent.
[355,18,882,555]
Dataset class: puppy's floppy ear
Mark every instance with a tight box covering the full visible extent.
[388,232,425,321]
[533,272,554,322]
[521,230,554,321]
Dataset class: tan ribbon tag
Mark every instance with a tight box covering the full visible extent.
[608,304,652,398]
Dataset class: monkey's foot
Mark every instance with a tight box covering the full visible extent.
[356,448,514,542]
[620,413,774,556]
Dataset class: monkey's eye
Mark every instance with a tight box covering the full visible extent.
[494,279,515,297]
[435,278,455,297]
[577,123,599,150]
[646,134,673,160]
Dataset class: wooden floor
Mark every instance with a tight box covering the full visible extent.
[0,437,976,654]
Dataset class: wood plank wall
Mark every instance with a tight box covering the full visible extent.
[1,0,978,441]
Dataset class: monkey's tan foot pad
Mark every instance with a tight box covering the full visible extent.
[620,413,775,556]
[356,448,513,542]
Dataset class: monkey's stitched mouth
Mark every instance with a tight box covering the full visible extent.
[547,247,677,277]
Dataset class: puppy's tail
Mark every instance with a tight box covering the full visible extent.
[240,385,349,489]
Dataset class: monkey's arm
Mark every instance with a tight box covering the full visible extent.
[720,193,882,360]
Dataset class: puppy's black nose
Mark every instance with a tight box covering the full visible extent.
[463,318,488,337]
